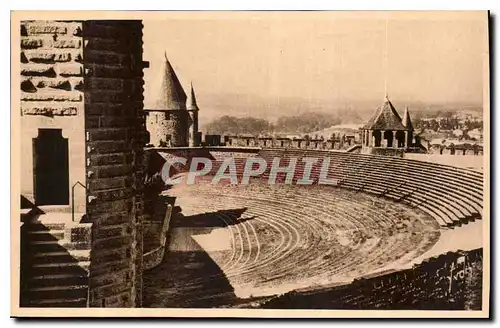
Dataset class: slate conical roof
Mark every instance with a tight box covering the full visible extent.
[187,82,199,111]
[154,52,187,110]
[363,95,406,130]
[402,106,414,130]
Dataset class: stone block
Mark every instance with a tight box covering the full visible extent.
[91,282,133,301]
[87,140,131,154]
[95,225,126,239]
[89,261,131,280]
[95,164,134,178]
[85,103,124,116]
[84,37,123,51]
[91,188,134,202]
[88,91,131,103]
[100,291,131,308]
[88,128,129,141]
[53,37,81,49]
[21,91,82,102]
[91,248,129,265]
[24,50,55,63]
[94,212,132,226]
[21,37,43,49]
[86,77,123,91]
[87,64,128,78]
[84,50,125,65]
[20,79,37,92]
[55,52,72,62]
[92,236,131,249]
[82,24,122,39]
[21,64,56,77]
[58,64,83,77]
[67,224,92,246]
[90,269,131,288]
[85,116,137,129]
[88,176,132,191]
[21,52,29,63]
[35,78,72,90]
[26,22,67,35]
[89,153,133,166]
[21,103,78,116]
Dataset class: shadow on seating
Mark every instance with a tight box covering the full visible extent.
[142,206,257,308]
[171,208,251,228]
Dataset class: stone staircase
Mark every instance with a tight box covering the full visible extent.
[20,213,92,307]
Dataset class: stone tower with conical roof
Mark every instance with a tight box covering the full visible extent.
[145,53,190,147]
[360,95,416,155]
[187,82,201,147]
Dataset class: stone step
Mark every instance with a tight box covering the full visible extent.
[26,240,91,252]
[30,250,91,264]
[27,284,88,301]
[22,296,88,308]
[30,272,89,281]
[29,261,90,277]
[25,229,65,241]
[28,274,88,289]
[22,222,66,231]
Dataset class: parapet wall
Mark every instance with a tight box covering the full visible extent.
[223,135,356,151]
[143,203,173,270]
[262,248,483,310]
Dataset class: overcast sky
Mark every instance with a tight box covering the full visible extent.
[142,11,487,115]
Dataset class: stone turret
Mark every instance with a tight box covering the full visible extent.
[402,106,414,147]
[145,53,189,147]
[187,82,201,147]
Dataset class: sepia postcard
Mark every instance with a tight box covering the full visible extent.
[10,10,490,318]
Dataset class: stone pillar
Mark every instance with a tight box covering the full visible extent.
[392,131,397,148]
[404,131,409,148]
[380,130,385,147]
[369,130,373,147]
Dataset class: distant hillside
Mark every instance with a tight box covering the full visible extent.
[194,93,482,127]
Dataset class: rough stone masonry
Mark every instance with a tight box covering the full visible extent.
[20,20,148,307]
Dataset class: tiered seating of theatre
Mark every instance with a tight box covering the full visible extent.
[152,148,483,229]
[261,248,483,310]
[255,149,483,228]
[166,179,440,297]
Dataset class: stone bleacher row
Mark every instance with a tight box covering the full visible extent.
[204,149,483,229]
[167,179,440,298]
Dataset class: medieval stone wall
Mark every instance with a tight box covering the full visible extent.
[83,20,146,307]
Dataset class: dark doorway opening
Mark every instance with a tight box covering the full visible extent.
[33,129,70,206]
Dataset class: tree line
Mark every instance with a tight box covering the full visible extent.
[202,112,348,135]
